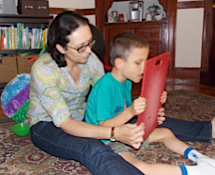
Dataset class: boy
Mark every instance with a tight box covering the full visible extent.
[85,33,215,175]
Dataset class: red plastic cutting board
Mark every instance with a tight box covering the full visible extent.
[137,52,170,140]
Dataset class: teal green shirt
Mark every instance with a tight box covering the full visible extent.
[85,72,132,143]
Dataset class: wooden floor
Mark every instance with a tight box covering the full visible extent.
[131,82,215,98]
[166,84,215,97]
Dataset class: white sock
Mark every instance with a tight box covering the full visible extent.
[184,147,204,163]
[184,147,215,165]
[184,161,215,175]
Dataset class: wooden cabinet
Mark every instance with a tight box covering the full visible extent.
[200,0,215,86]
[95,0,177,70]
[104,20,167,65]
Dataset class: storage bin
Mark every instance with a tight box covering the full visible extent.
[36,1,49,15]
[18,0,36,15]
[0,56,18,83]
[17,54,38,74]
[18,0,49,16]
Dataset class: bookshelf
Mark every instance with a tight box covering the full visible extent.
[0,14,53,23]
[0,14,53,54]
[0,14,53,87]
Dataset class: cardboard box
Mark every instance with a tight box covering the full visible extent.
[17,54,38,74]
[0,56,18,83]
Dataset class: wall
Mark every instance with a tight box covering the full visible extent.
[49,0,96,25]
[175,0,204,68]
[49,0,95,9]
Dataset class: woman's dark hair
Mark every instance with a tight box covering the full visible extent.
[109,32,149,66]
[46,11,89,67]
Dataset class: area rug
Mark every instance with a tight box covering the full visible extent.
[0,90,215,175]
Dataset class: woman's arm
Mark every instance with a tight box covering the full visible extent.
[61,117,144,149]
[61,117,112,139]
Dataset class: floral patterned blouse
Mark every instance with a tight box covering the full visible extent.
[27,52,104,127]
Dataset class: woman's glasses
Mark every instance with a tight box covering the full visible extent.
[67,39,95,53]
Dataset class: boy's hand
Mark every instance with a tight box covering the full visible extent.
[157,107,166,125]
[161,91,167,104]
[131,97,146,116]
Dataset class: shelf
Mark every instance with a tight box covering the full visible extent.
[0,14,51,85]
[113,0,130,1]
[0,14,53,23]
[105,19,167,25]
[0,49,42,55]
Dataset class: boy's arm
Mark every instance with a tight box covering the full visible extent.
[99,106,134,127]
[100,97,146,127]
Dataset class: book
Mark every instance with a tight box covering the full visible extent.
[15,27,18,49]
[22,28,26,49]
[42,29,46,48]
[35,28,39,49]
[18,23,23,49]
[3,27,7,50]
[11,25,15,50]
[0,28,4,50]
[25,27,29,49]
[7,27,11,50]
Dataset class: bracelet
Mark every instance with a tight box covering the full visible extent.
[110,127,116,142]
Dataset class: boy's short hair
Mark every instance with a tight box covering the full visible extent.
[109,32,149,66]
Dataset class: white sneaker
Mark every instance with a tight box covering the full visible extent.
[186,161,215,175]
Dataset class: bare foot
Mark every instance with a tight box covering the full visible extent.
[212,117,215,139]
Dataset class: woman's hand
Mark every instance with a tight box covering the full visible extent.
[131,97,147,116]
[157,107,166,125]
[161,91,167,104]
[114,123,145,149]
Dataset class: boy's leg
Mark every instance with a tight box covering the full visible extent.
[148,128,189,155]
[149,128,215,168]
[30,121,144,175]
[120,152,181,175]
[184,147,215,166]
[128,116,212,143]
[157,116,212,143]
[120,152,215,175]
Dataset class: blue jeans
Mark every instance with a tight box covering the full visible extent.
[30,121,144,175]
[158,116,212,143]
[129,116,212,143]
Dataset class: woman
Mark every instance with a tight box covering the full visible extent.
[27,10,214,175]
[27,11,146,175]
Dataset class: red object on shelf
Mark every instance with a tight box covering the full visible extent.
[118,14,125,22]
